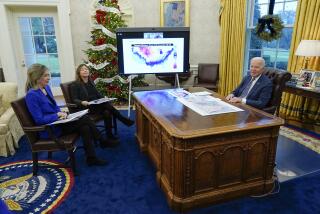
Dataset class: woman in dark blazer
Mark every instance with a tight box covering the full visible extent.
[25,63,110,166]
[70,64,134,142]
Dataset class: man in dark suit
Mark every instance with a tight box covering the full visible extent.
[226,57,272,109]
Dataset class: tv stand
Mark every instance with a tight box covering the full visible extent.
[175,73,180,88]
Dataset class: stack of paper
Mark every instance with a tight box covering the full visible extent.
[50,109,89,125]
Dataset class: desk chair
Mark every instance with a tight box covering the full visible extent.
[262,67,292,115]
[194,63,219,91]
[11,97,78,176]
[60,81,117,135]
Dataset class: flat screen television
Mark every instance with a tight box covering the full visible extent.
[116,27,190,75]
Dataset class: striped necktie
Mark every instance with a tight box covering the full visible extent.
[240,77,255,98]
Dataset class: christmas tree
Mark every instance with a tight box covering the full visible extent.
[85,0,147,102]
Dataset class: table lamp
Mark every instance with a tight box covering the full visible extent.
[295,40,320,69]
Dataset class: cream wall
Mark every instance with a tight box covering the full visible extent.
[69,0,220,86]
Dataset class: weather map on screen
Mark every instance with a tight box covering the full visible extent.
[116,27,190,75]
[122,38,184,74]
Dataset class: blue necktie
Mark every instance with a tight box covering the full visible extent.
[240,78,255,98]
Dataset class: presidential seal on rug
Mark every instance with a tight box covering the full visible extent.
[0,160,74,213]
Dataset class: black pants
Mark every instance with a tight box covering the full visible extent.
[60,115,100,158]
[89,102,125,137]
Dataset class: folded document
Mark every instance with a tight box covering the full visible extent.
[50,109,89,125]
[88,97,117,105]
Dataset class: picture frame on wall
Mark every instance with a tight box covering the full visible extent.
[160,0,190,27]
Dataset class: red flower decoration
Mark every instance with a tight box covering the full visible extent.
[111,59,117,65]
[96,38,106,45]
[90,73,99,81]
[96,10,107,24]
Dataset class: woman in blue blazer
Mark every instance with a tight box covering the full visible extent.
[25,64,110,166]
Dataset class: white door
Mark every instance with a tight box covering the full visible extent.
[13,11,62,95]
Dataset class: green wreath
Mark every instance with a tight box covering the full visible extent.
[255,15,284,42]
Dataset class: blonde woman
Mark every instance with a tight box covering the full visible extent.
[25,63,112,166]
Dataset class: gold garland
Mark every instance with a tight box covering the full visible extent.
[255,15,284,42]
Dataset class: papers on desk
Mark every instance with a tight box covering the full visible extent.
[167,89,191,98]
[167,89,243,116]
[50,109,89,125]
[88,97,117,105]
[191,91,212,96]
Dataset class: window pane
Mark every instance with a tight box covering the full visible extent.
[19,18,31,36]
[257,0,269,4]
[250,30,263,49]
[36,54,49,66]
[283,1,297,25]
[49,54,60,71]
[263,50,276,67]
[22,36,35,54]
[34,36,46,53]
[43,17,55,35]
[262,40,277,49]
[31,17,43,35]
[49,54,61,88]
[275,51,289,70]
[253,3,269,25]
[279,28,292,50]
[273,3,284,15]
[46,36,57,53]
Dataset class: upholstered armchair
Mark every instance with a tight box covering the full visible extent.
[194,63,219,91]
[262,67,292,115]
[0,82,24,157]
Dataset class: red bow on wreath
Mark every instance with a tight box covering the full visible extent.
[96,10,107,24]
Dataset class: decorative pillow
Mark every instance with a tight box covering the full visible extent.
[0,94,5,115]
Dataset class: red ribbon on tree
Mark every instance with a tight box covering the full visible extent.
[96,10,107,24]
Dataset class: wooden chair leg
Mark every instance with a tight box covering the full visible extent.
[48,152,52,159]
[68,149,77,175]
[32,152,38,176]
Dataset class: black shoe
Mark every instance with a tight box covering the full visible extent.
[87,157,108,166]
[100,137,119,148]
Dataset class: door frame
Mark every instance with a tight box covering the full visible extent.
[0,0,75,96]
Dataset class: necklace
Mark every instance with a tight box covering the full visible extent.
[41,88,47,95]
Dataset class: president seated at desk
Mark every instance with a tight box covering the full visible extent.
[226,57,273,110]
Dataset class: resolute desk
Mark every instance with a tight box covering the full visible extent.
[133,87,283,211]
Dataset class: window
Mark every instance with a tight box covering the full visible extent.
[244,0,298,73]
[18,16,61,88]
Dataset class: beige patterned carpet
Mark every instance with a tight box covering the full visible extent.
[280,126,320,154]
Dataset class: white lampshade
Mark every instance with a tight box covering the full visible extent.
[295,40,320,57]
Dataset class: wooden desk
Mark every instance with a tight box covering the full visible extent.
[284,84,320,100]
[133,88,283,211]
